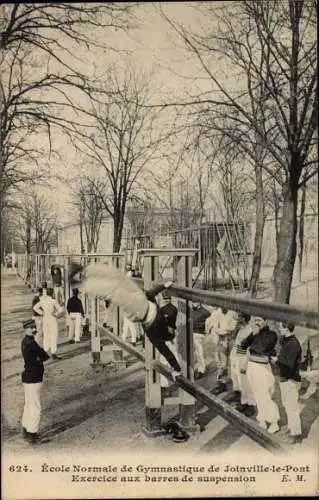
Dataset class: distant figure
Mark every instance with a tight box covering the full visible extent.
[51,265,63,305]
[33,288,62,359]
[32,288,43,346]
[66,288,85,343]
[102,299,111,330]
[132,267,142,278]
[21,318,50,444]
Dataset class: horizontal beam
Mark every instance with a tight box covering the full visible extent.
[33,253,124,257]
[131,280,319,330]
[98,325,145,363]
[168,285,319,330]
[138,248,198,257]
[152,361,287,455]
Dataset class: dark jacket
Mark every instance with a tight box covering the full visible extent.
[67,296,85,316]
[161,302,178,330]
[277,335,302,382]
[51,266,62,286]
[192,306,211,335]
[32,295,41,317]
[21,335,50,383]
[143,284,181,372]
[241,326,277,358]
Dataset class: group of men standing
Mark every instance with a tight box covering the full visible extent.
[198,307,303,444]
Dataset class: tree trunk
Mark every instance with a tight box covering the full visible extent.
[298,182,306,282]
[249,163,265,298]
[113,208,124,253]
[26,219,31,254]
[79,219,85,254]
[273,181,298,303]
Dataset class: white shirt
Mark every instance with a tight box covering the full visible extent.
[33,295,60,320]
[206,308,237,336]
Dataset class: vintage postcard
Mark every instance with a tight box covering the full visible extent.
[1,2,318,499]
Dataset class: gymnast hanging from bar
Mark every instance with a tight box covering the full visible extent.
[69,262,182,378]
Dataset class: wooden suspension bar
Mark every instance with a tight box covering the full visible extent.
[34,253,124,258]
[131,280,319,330]
[152,361,287,455]
[168,285,319,330]
[98,325,145,363]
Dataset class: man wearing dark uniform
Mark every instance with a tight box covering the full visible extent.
[21,319,50,444]
[159,289,179,388]
[241,317,280,434]
[273,321,302,444]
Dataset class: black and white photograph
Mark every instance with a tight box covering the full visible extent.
[1,1,318,498]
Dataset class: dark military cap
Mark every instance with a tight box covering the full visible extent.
[23,319,36,330]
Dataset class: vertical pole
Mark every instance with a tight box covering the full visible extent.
[35,255,38,290]
[115,256,121,337]
[91,256,100,364]
[212,225,217,290]
[143,255,163,436]
[64,257,70,306]
[175,254,196,430]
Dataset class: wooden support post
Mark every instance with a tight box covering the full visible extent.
[90,295,100,364]
[143,254,163,436]
[212,226,217,290]
[64,257,70,306]
[175,253,197,431]
[35,255,39,290]
[115,256,122,337]
[90,256,100,364]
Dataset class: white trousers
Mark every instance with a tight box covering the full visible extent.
[22,382,42,433]
[194,333,206,374]
[160,340,179,387]
[68,312,82,341]
[230,346,240,391]
[33,316,43,346]
[247,360,279,425]
[235,354,255,405]
[43,317,58,354]
[53,285,64,305]
[122,317,139,343]
[280,380,302,436]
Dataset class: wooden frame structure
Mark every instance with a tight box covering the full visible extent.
[140,248,198,436]
[16,252,125,364]
[94,248,318,454]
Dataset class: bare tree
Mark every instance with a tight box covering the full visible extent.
[71,177,105,253]
[75,69,167,252]
[161,0,317,303]
[13,190,57,253]
[0,3,136,212]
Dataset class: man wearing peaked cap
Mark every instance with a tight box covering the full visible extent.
[21,318,50,444]
[23,318,37,330]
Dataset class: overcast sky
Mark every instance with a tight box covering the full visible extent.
[38,2,230,224]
